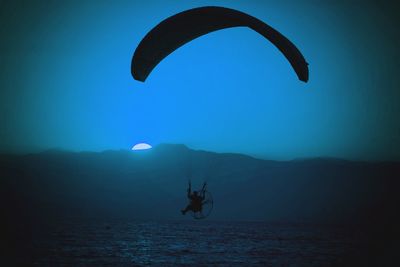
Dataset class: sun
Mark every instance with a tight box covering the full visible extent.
[132,143,152,151]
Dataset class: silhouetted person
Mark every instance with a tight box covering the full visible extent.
[181,181,206,215]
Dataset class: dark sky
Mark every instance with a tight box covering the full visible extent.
[1,0,399,160]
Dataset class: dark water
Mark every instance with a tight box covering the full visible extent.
[28,220,368,266]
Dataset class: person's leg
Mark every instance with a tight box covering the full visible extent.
[181,204,192,215]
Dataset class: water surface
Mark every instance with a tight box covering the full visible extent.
[31,220,365,266]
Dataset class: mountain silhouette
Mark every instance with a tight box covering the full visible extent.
[1,144,399,223]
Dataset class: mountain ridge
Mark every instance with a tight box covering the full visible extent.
[1,143,399,223]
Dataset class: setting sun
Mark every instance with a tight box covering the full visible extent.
[132,143,152,150]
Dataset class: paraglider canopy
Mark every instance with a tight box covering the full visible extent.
[131,6,309,83]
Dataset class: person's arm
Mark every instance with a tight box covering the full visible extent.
[201,182,207,199]
[201,182,207,191]
[187,180,191,198]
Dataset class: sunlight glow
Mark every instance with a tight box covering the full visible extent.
[132,143,152,150]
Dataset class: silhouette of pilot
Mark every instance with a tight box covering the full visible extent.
[181,181,206,215]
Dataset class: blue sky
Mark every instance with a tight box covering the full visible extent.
[1,0,399,160]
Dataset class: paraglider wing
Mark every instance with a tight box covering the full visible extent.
[132,6,309,82]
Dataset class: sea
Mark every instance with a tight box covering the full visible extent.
[25,219,371,266]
